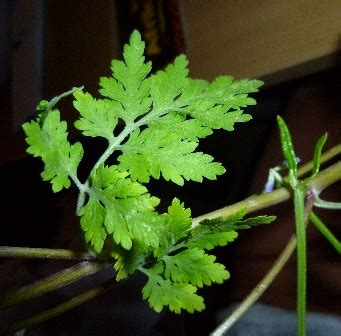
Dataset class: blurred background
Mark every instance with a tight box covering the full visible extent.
[0,1,340,335]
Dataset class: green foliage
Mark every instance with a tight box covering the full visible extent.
[187,213,275,250]
[277,116,298,176]
[81,165,161,252]
[99,31,152,123]
[311,133,328,178]
[276,116,339,335]
[23,109,83,192]
[73,91,118,140]
[22,30,267,313]
[162,248,229,287]
[118,128,225,185]
[141,266,205,314]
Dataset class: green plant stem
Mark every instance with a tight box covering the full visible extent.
[4,162,339,261]
[293,185,307,336]
[210,235,297,336]
[0,246,94,260]
[0,158,339,332]
[0,262,107,309]
[192,188,289,226]
[309,212,341,253]
[0,161,338,308]
[193,160,341,226]
[41,86,83,113]
[76,106,179,213]
[0,282,115,336]
[91,124,133,174]
[208,155,340,336]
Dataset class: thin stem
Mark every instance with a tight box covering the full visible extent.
[210,236,297,336]
[70,173,87,194]
[76,106,178,213]
[313,193,341,210]
[91,124,134,175]
[88,106,177,177]
[309,212,341,253]
[76,180,89,214]
[1,163,339,261]
[76,124,134,213]
[192,160,341,227]
[192,188,289,226]
[0,246,94,260]
[0,161,338,313]
[43,86,84,113]
[209,157,340,336]
[293,186,307,336]
[0,282,115,336]
[0,262,107,309]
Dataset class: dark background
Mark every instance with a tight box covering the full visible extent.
[0,1,340,335]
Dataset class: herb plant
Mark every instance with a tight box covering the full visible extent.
[1,30,340,336]
[21,30,272,313]
[213,118,340,336]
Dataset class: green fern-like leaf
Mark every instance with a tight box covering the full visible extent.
[141,267,205,313]
[23,29,268,316]
[163,248,229,287]
[79,165,160,251]
[73,91,119,140]
[23,109,83,192]
[118,128,225,185]
[99,30,152,123]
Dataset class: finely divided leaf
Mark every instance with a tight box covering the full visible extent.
[73,90,119,140]
[23,109,83,192]
[236,215,277,227]
[104,203,132,250]
[113,55,262,186]
[118,129,225,185]
[84,32,262,189]
[191,104,252,131]
[150,55,189,112]
[187,214,276,250]
[166,198,191,242]
[186,77,263,131]
[23,31,266,315]
[187,229,238,251]
[163,248,229,287]
[79,196,107,253]
[79,165,160,251]
[99,30,152,122]
[142,269,205,313]
[154,198,192,258]
[149,113,212,141]
[112,241,150,280]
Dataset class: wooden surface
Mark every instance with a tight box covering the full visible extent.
[182,1,341,85]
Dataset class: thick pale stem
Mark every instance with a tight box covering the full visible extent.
[0,246,94,260]
[0,156,339,333]
[0,262,107,309]
[193,160,341,226]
